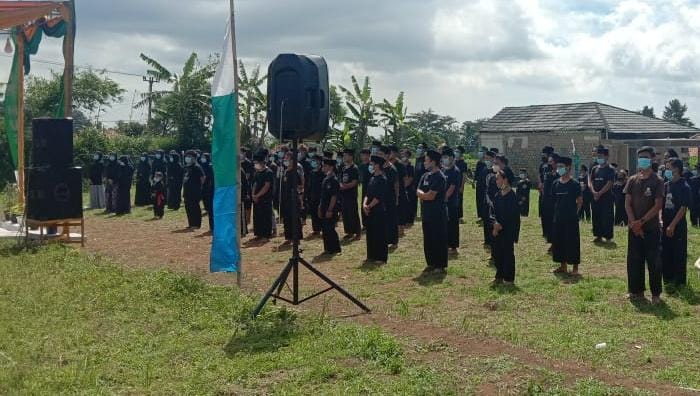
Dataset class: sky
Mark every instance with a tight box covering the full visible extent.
[3,0,700,128]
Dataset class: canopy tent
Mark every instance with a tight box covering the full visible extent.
[1,0,75,206]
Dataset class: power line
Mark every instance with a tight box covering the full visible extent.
[0,53,147,78]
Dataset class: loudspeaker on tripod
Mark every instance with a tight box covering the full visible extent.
[31,118,73,167]
[267,54,329,141]
[26,166,83,221]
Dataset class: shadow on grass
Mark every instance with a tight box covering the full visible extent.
[490,283,521,294]
[413,270,447,286]
[448,250,460,261]
[0,241,40,257]
[312,252,338,263]
[593,240,618,250]
[242,237,270,248]
[171,228,195,234]
[224,309,298,355]
[630,298,678,320]
[359,260,384,272]
[666,284,700,305]
[553,272,583,284]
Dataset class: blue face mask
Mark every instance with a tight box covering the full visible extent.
[277,152,284,159]
[693,170,699,176]
[664,170,674,180]
[368,164,375,174]
[478,151,484,158]
[557,166,568,176]
[311,160,319,169]
[416,148,424,157]
[484,160,492,167]
[637,158,652,170]
[184,156,193,165]
[596,158,606,165]
[371,147,379,155]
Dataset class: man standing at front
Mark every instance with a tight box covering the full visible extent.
[417,149,448,274]
[340,148,361,240]
[589,147,615,243]
[624,146,664,304]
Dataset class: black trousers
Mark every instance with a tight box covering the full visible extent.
[167,182,182,210]
[447,207,460,248]
[398,192,410,226]
[662,224,687,286]
[321,216,341,253]
[407,190,417,224]
[591,197,614,239]
[493,234,515,282]
[476,187,486,219]
[366,208,388,262]
[360,193,368,229]
[579,196,591,221]
[203,192,214,231]
[342,196,362,235]
[541,201,554,243]
[115,186,131,215]
[615,201,628,226]
[105,182,114,213]
[520,198,530,217]
[689,206,699,227]
[386,201,399,245]
[281,205,302,241]
[154,200,165,218]
[134,180,151,206]
[552,218,580,265]
[422,217,448,268]
[482,211,493,246]
[457,192,464,219]
[309,200,322,232]
[627,228,662,296]
[184,195,201,228]
[253,200,273,238]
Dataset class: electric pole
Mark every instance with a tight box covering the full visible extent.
[142,75,160,124]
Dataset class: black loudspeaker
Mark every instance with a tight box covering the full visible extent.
[32,118,73,167]
[267,54,329,141]
[27,167,83,220]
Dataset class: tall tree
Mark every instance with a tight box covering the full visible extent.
[137,53,215,149]
[339,76,378,150]
[377,91,411,147]
[638,105,655,118]
[322,85,350,150]
[237,61,267,148]
[405,109,460,148]
[663,99,694,127]
[460,118,487,154]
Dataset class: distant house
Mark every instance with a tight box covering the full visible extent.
[480,102,700,176]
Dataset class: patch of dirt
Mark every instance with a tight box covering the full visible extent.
[81,214,694,395]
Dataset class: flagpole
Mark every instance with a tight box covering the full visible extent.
[229,0,242,288]
[63,0,75,118]
[17,31,25,208]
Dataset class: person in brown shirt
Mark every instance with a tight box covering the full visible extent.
[623,146,664,304]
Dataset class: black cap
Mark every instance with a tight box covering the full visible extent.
[253,153,265,162]
[637,146,655,156]
[371,140,382,147]
[442,147,455,157]
[557,156,573,166]
[203,153,211,160]
[490,148,499,154]
[542,146,554,154]
[426,149,441,162]
[485,151,496,158]
[456,146,465,152]
[388,145,399,153]
[596,147,609,155]
[323,151,334,159]
[185,150,196,157]
[380,145,391,155]
[502,167,516,185]
[323,158,336,167]
[360,148,371,155]
[549,153,560,161]
[343,148,355,155]
[370,155,385,166]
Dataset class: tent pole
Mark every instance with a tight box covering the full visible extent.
[229,0,241,288]
[63,0,75,117]
[17,32,25,208]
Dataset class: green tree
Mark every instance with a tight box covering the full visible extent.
[405,110,460,148]
[339,76,377,150]
[322,85,350,151]
[137,53,215,149]
[237,61,267,148]
[115,121,146,137]
[639,105,655,118]
[377,91,411,147]
[662,99,694,127]
[460,119,487,154]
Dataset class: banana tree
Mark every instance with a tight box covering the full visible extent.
[339,76,377,150]
[237,61,267,148]
[377,91,412,146]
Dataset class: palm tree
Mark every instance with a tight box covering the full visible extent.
[377,91,410,146]
[339,76,377,150]
[137,53,215,149]
[237,61,267,147]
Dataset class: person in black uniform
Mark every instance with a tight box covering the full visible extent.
[251,154,273,239]
[414,143,428,220]
[541,153,559,250]
[319,159,342,254]
[490,167,521,285]
[613,170,628,226]
[538,146,554,224]
[308,155,324,236]
[152,171,166,219]
[662,158,690,288]
[387,145,407,232]
[370,140,382,156]
[167,152,183,210]
[104,153,119,213]
[151,150,167,181]
[280,152,303,244]
[183,150,204,230]
[474,147,487,221]
[401,149,416,226]
[88,152,106,209]
[363,155,388,263]
[689,164,700,227]
[241,155,254,231]
[134,153,152,206]
[358,148,372,230]
[589,147,615,242]
[485,154,506,255]
[578,165,592,221]
[381,146,400,248]
[417,149,448,273]
[340,148,362,240]
[441,147,461,253]
[200,153,215,232]
[551,156,582,275]
[454,146,468,223]
[516,169,531,217]
[115,155,134,215]
[478,151,495,248]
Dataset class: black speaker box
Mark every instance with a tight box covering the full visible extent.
[267,54,329,141]
[32,118,74,167]
[27,166,83,221]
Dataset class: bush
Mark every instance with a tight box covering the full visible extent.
[74,127,178,168]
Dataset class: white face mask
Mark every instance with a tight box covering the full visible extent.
[492,165,501,173]
[283,160,290,167]
[93,155,100,160]
[140,156,146,161]
[519,173,525,179]
[118,161,125,166]
[155,154,162,159]
[110,156,116,161]
[184,157,193,165]
[169,157,175,163]
[200,158,207,164]
[441,158,451,167]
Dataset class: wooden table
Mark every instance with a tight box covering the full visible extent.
[25,218,85,247]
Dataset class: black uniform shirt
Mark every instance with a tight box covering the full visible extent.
[252,168,274,203]
[415,156,426,181]
[663,178,691,227]
[443,166,461,209]
[542,171,558,203]
[552,178,581,223]
[490,190,520,242]
[309,169,325,203]
[591,165,615,198]
[394,161,407,198]
[202,163,214,194]
[183,164,204,196]
[404,163,416,193]
[366,174,387,213]
[538,161,549,184]
[320,174,340,214]
[516,179,531,204]
[476,163,489,190]
[359,163,371,196]
[151,159,167,178]
[341,164,359,201]
[384,163,398,204]
[690,176,700,208]
[89,161,104,185]
[579,174,590,195]
[419,170,446,222]
[486,171,498,204]
[281,168,302,204]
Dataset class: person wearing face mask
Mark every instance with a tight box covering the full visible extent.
[358,148,372,230]
[578,165,592,221]
[474,146,488,222]
[167,152,184,210]
[200,153,215,232]
[454,146,468,223]
[363,155,388,264]
[280,152,304,244]
[401,149,416,225]
[151,149,167,181]
[319,159,342,255]
[182,150,205,230]
[370,140,382,157]
[339,148,362,240]
[388,145,407,230]
[541,153,559,250]
[550,157,582,275]
[613,170,628,226]
[251,154,274,239]
[661,158,690,289]
[478,151,496,247]
[151,171,166,219]
[624,146,664,304]
[690,164,700,227]
[88,152,106,209]
[134,152,152,206]
[515,168,531,217]
[441,148,461,253]
[489,167,521,285]
[104,153,119,213]
[588,147,615,243]
[307,155,325,235]
[414,143,428,220]
[115,155,134,215]
[381,146,400,248]
[417,149,448,274]
[538,146,554,223]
